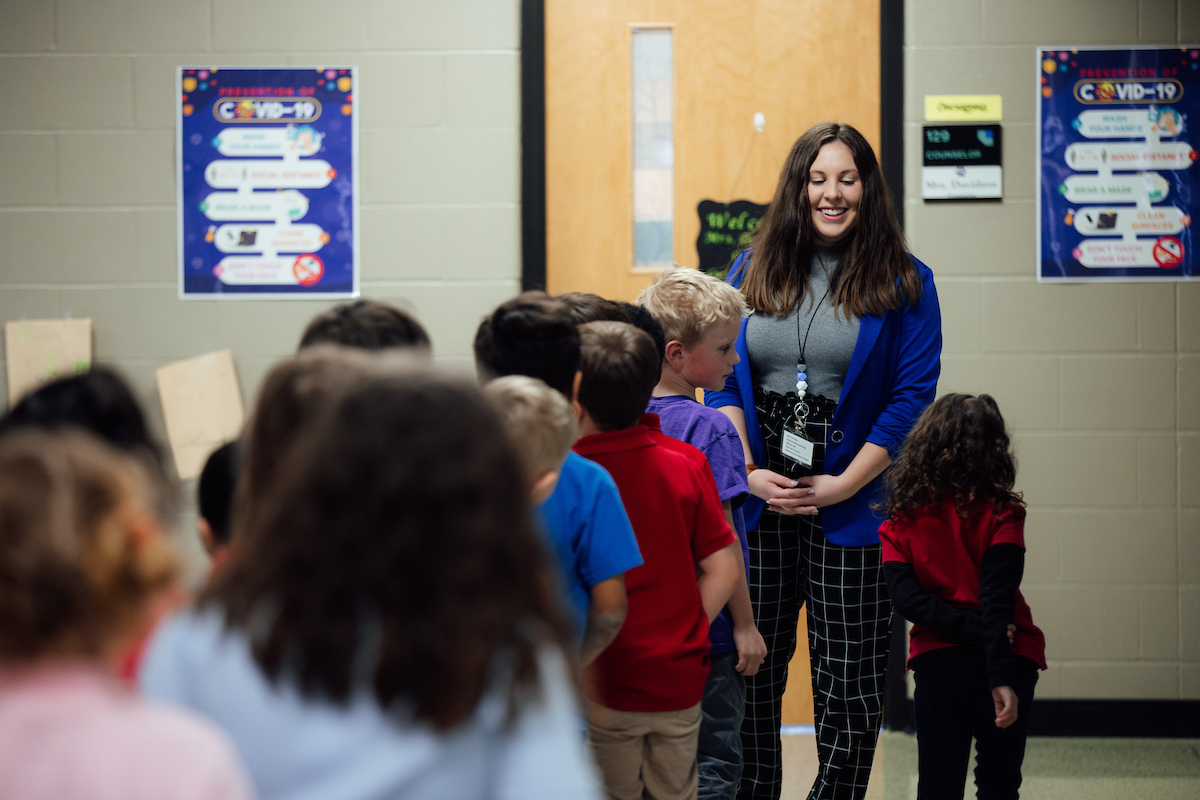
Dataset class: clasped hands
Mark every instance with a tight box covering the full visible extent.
[749,468,854,516]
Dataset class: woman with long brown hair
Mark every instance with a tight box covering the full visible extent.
[140,355,600,800]
[705,122,942,799]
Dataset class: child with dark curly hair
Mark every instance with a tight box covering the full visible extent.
[878,393,1046,800]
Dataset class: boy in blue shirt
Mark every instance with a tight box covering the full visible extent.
[475,292,642,666]
[639,266,767,800]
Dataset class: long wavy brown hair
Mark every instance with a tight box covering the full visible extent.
[741,122,920,318]
[882,393,1024,521]
[206,367,568,731]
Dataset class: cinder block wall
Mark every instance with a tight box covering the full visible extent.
[905,0,1200,699]
[0,0,520,578]
[0,0,520,430]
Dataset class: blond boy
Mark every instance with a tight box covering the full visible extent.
[485,375,579,505]
[484,375,630,669]
[638,266,766,800]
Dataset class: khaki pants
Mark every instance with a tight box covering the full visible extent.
[587,699,702,800]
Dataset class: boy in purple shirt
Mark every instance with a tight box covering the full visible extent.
[639,266,767,800]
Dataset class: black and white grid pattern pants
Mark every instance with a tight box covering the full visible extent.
[739,390,892,800]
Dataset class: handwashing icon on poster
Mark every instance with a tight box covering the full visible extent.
[1037,47,1199,282]
[178,67,358,298]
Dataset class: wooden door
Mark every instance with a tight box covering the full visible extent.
[545,0,880,728]
[545,0,880,301]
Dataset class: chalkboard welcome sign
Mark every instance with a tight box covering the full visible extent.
[697,199,768,277]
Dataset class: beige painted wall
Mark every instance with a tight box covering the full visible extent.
[0,0,521,575]
[905,0,1200,699]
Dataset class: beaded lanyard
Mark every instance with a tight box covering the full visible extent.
[790,285,830,435]
[780,283,829,469]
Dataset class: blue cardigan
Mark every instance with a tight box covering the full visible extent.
[704,251,942,545]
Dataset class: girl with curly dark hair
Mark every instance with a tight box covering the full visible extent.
[879,393,1046,800]
[139,356,600,800]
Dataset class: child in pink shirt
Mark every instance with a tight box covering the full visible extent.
[0,429,251,800]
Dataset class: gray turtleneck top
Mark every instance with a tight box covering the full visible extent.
[745,247,861,402]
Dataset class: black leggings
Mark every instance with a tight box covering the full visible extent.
[912,647,1039,800]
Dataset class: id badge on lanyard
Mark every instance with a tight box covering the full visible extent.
[781,425,814,468]
[782,368,814,468]
[790,284,828,471]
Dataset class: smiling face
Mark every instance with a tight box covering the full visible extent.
[807,140,862,246]
[679,317,741,392]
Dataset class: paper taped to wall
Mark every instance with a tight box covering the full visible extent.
[156,349,244,481]
[924,94,1003,122]
[4,319,93,407]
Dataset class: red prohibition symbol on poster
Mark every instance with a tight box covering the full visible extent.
[1152,236,1184,269]
[293,254,325,285]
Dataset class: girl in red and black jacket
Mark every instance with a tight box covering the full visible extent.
[879,393,1046,800]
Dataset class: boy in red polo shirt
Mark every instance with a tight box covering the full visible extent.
[574,321,742,800]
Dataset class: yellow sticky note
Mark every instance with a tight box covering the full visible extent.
[925,95,1003,122]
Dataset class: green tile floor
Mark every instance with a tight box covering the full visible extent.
[781,732,1200,799]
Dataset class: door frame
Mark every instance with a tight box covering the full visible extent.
[519,0,548,291]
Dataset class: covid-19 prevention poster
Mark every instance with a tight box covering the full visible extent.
[1038,47,1200,282]
[177,67,358,298]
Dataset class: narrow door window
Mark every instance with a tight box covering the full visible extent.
[632,27,673,268]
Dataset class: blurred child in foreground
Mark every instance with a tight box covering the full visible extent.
[0,367,180,681]
[0,429,251,800]
[140,354,601,799]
